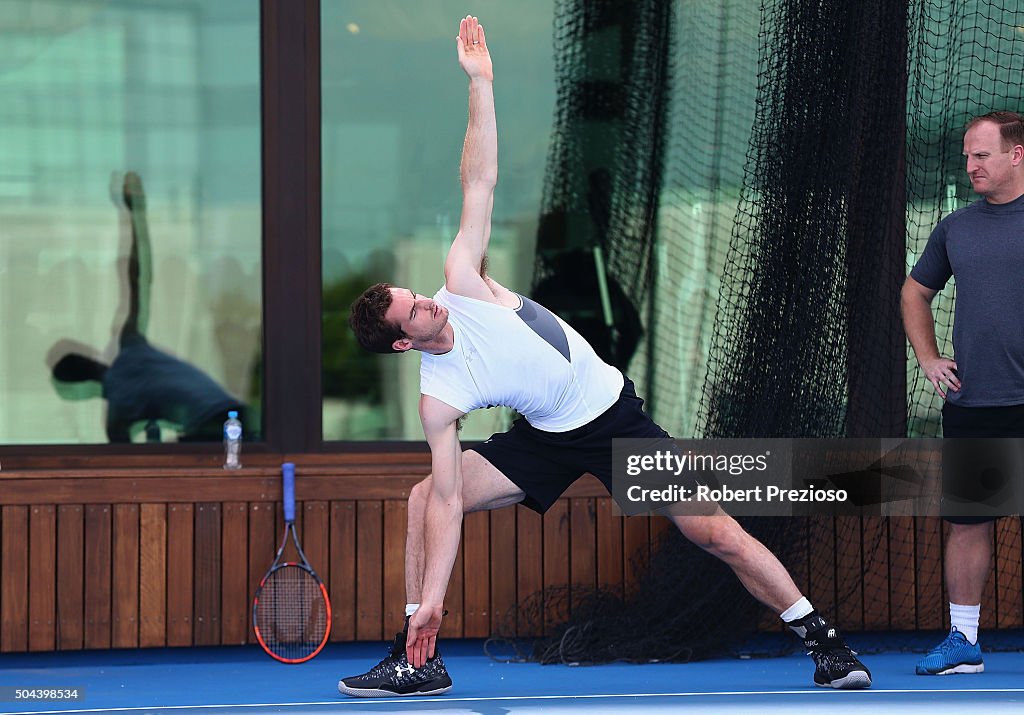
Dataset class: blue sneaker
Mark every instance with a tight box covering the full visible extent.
[916,628,984,675]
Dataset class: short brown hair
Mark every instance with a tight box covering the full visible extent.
[966,111,1024,151]
[349,282,404,354]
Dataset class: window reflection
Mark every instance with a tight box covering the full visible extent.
[0,1,262,444]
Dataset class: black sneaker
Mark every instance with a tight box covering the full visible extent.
[338,631,453,697]
[791,613,872,689]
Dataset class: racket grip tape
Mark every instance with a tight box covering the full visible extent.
[282,462,296,522]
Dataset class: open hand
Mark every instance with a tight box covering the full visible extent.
[406,603,444,669]
[456,15,492,81]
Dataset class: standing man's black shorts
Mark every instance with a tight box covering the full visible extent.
[469,377,695,514]
[941,402,1024,524]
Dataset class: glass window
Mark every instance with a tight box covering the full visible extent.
[321,2,556,440]
[0,1,262,444]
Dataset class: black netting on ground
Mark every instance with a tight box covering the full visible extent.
[495,0,1024,665]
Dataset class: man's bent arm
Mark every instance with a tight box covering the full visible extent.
[407,395,465,668]
[445,16,498,300]
[901,275,959,396]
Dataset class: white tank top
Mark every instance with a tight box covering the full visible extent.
[419,286,624,432]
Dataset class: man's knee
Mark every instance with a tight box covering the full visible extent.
[409,476,432,511]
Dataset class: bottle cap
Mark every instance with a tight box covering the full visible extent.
[228,410,238,419]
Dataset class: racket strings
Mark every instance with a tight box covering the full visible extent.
[255,565,328,660]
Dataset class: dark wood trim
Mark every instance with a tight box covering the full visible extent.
[0,461,611,505]
[261,0,323,453]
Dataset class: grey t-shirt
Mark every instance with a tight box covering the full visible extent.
[910,193,1024,407]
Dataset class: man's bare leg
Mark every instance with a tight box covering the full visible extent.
[671,507,871,688]
[405,450,525,605]
[945,521,993,605]
[670,507,801,612]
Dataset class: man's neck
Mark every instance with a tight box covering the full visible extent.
[417,324,455,355]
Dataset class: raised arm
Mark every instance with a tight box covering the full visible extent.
[114,171,152,342]
[443,16,498,302]
[901,275,959,398]
[406,394,466,668]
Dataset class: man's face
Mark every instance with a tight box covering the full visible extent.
[383,287,449,351]
[964,120,1022,202]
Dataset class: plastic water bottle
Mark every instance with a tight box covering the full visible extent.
[223,410,242,470]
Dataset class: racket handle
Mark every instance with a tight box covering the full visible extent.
[282,462,296,523]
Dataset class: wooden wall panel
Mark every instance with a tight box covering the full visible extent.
[112,505,139,648]
[542,500,569,634]
[193,503,221,646]
[888,517,916,630]
[381,500,406,638]
[247,503,275,645]
[515,506,543,637]
[915,516,944,630]
[861,517,890,630]
[56,505,84,651]
[355,501,383,641]
[807,516,836,623]
[166,504,194,646]
[995,517,1023,629]
[446,537,465,638]
[595,499,623,595]
[1,506,28,652]
[834,516,864,632]
[489,507,516,634]
[303,501,330,583]
[622,515,649,598]
[569,499,596,600]
[221,503,248,645]
[981,525,999,630]
[329,501,356,641]
[28,505,56,651]
[139,504,167,648]
[462,511,490,638]
[84,505,112,650]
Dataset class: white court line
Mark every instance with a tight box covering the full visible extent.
[6,688,1024,715]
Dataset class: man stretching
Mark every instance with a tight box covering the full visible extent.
[341,15,871,697]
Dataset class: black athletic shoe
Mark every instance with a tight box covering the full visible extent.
[791,612,872,689]
[338,631,453,698]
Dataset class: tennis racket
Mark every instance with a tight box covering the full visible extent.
[253,462,331,663]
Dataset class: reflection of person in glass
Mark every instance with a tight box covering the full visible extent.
[902,111,1024,675]
[341,16,870,698]
[49,172,245,442]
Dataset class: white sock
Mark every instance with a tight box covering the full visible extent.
[405,603,419,617]
[950,602,980,645]
[780,596,814,623]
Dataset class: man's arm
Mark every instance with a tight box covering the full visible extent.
[406,394,465,668]
[901,275,960,397]
[113,171,152,341]
[444,16,498,302]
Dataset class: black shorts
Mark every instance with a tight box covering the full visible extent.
[468,377,677,514]
[941,402,1024,524]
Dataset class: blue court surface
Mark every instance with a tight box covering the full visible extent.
[1,635,1023,715]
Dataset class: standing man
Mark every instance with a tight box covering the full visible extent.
[903,111,1024,675]
[340,15,871,697]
